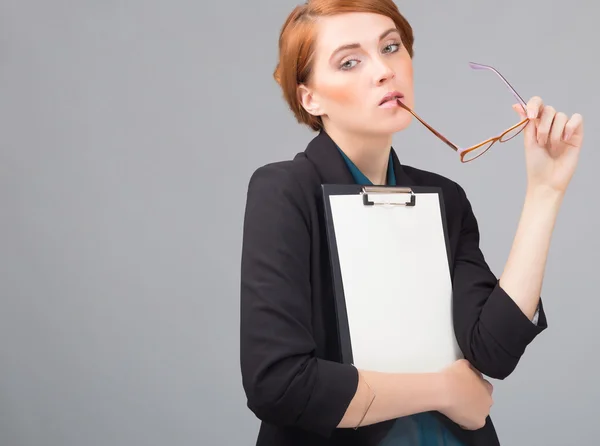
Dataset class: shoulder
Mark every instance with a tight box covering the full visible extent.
[247,151,320,195]
[402,164,469,204]
[400,164,475,235]
[247,160,296,190]
[247,155,306,193]
[244,154,318,223]
[246,160,299,206]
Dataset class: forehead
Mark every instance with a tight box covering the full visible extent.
[314,12,398,53]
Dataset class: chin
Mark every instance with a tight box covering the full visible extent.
[377,113,413,135]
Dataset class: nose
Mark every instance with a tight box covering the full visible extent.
[373,56,395,85]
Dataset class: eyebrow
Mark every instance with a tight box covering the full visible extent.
[329,28,400,62]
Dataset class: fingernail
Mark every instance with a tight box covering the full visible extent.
[528,110,536,119]
[564,132,571,141]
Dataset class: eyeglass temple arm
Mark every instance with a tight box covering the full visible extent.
[468,62,527,109]
[396,99,461,152]
[396,63,526,154]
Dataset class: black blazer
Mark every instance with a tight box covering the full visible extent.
[240,130,547,446]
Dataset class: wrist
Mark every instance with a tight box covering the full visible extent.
[525,184,565,211]
[431,371,451,412]
[526,183,565,202]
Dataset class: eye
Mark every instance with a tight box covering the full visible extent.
[340,59,359,71]
[382,42,401,54]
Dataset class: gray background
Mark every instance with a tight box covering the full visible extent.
[1,0,597,445]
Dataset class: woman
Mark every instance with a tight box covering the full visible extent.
[239,1,584,445]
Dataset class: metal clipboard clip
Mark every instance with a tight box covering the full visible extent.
[361,186,416,207]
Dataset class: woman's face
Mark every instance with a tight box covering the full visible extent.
[299,12,414,137]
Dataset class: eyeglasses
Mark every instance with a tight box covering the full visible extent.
[397,62,529,163]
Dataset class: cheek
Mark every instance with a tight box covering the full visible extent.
[318,76,363,108]
[322,84,356,105]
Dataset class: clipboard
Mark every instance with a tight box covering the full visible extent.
[322,184,463,374]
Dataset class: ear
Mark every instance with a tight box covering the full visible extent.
[298,84,324,117]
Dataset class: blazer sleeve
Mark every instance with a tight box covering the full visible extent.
[239,163,358,437]
[451,183,548,380]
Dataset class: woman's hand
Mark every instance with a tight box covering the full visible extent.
[512,97,584,194]
[438,359,494,431]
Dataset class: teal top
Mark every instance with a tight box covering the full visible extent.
[337,147,466,446]
[337,148,398,186]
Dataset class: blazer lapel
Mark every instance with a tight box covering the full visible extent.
[389,144,415,187]
[303,130,415,187]
[303,130,356,185]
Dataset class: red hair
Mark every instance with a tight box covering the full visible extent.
[273,0,415,132]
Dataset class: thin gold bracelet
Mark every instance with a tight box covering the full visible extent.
[354,374,376,430]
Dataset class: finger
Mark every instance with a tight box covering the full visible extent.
[564,113,584,141]
[549,112,569,147]
[512,103,527,120]
[526,96,544,119]
[536,105,556,146]
[513,104,537,146]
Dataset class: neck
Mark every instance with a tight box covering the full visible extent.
[324,124,392,185]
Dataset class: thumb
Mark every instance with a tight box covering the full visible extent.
[512,103,536,146]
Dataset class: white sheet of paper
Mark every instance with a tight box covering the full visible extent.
[329,192,463,373]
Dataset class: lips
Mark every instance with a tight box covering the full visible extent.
[379,91,404,106]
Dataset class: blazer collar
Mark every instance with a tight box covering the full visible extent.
[302,130,414,186]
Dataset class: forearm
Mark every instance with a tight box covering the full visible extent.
[337,369,444,428]
[499,185,564,319]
